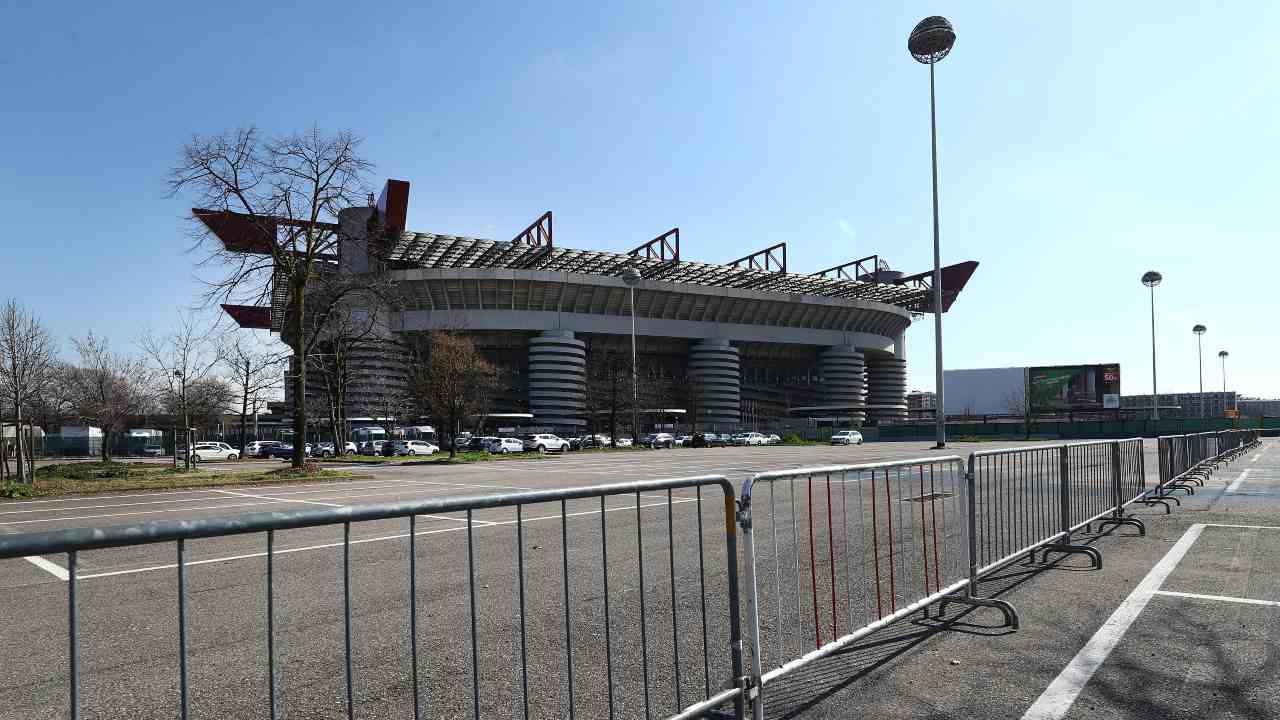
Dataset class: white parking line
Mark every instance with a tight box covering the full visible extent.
[24,555,69,580]
[1225,469,1252,494]
[211,489,342,508]
[1021,524,1205,720]
[74,498,694,580]
[1153,590,1280,608]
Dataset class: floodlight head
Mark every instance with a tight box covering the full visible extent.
[1141,270,1163,287]
[909,16,956,64]
[1219,350,1229,359]
[621,266,642,286]
[1192,324,1206,335]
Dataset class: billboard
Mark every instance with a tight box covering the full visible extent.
[1027,364,1121,413]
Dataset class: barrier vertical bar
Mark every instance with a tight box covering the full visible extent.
[635,493,651,720]
[561,500,575,719]
[68,550,80,720]
[343,523,354,720]
[599,498,615,720]
[666,490,682,710]
[407,517,420,720]
[178,539,189,720]
[267,530,278,720]
[466,511,480,720]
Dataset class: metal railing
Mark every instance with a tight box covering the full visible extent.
[0,476,748,720]
[1156,430,1260,499]
[737,457,980,720]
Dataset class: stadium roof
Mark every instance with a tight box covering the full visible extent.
[382,231,976,313]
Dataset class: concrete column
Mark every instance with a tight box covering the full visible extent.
[528,330,587,432]
[865,353,907,424]
[820,346,867,425]
[689,340,741,430]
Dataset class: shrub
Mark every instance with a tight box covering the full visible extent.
[1,481,35,499]
[35,462,135,481]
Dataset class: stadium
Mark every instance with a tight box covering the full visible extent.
[213,180,978,435]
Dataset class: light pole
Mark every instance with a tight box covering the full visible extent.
[621,266,642,444]
[1192,324,1206,418]
[1219,350,1230,413]
[174,368,190,470]
[909,15,956,449]
[1141,271,1162,421]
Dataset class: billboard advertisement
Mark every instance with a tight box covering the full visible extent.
[1028,364,1121,413]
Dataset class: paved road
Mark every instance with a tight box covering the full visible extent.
[6,437,1268,720]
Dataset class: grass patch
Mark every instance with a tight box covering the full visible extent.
[11,461,362,499]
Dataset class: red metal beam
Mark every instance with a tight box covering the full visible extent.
[220,304,273,330]
[895,260,979,312]
[512,211,553,247]
[628,228,680,262]
[727,242,787,273]
[376,179,410,235]
[812,254,887,281]
[193,209,339,255]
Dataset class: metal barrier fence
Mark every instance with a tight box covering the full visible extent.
[0,476,747,720]
[1156,430,1260,499]
[737,457,992,720]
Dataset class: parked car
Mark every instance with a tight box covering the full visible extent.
[465,436,499,453]
[266,443,311,459]
[489,437,526,454]
[523,434,570,453]
[310,441,358,458]
[830,430,864,446]
[641,433,675,449]
[393,440,439,456]
[766,434,782,445]
[189,442,240,462]
[614,437,633,448]
[691,432,726,448]
[246,441,282,458]
[358,440,385,456]
[567,436,585,451]
[138,446,166,457]
[673,435,693,447]
[452,433,473,450]
[734,432,768,446]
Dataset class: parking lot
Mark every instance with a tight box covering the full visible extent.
[4,438,1276,719]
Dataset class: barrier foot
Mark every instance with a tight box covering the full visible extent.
[1164,483,1195,495]
[939,594,1020,630]
[1096,515,1145,536]
[1138,498,1174,514]
[1039,543,1102,569]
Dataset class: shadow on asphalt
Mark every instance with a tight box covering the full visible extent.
[758,525,1134,719]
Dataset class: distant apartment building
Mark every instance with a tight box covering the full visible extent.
[905,390,937,420]
[1238,398,1280,418]
[1120,391,1237,418]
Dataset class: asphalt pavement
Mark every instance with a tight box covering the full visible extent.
[1,437,1274,719]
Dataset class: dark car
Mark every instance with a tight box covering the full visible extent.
[266,444,295,459]
[691,432,726,448]
[465,436,498,453]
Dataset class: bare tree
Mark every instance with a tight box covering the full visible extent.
[0,300,57,482]
[221,336,283,454]
[170,127,373,468]
[409,332,497,459]
[585,347,634,447]
[64,334,149,461]
[138,312,222,469]
[1005,382,1033,440]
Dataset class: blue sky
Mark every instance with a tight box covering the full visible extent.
[1,2,1276,397]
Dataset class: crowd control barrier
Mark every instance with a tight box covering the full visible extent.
[1,431,1265,720]
[0,477,748,720]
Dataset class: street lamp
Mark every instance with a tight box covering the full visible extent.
[1141,271,1162,421]
[1192,324,1206,418]
[621,266,642,444]
[1218,350,1230,410]
[909,15,956,449]
[174,368,189,470]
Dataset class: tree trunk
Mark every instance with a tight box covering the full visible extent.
[448,416,458,459]
[290,280,307,469]
[240,360,250,455]
[12,399,25,483]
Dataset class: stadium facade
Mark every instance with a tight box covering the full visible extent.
[212,180,978,435]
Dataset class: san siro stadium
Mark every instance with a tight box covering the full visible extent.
[212,180,977,436]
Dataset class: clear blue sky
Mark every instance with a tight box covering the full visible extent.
[2,2,1276,397]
